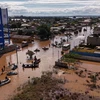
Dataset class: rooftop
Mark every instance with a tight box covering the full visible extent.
[12,35,31,39]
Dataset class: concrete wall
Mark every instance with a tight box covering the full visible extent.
[76,55,100,62]
[70,51,100,58]
[70,51,100,62]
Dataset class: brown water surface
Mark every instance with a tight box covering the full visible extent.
[0,36,63,100]
[0,27,100,100]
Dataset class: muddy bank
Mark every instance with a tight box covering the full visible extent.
[54,60,100,98]
[10,71,100,100]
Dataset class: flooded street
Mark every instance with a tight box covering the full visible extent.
[0,36,63,100]
[0,26,100,100]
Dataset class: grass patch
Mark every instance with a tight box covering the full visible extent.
[73,47,95,53]
[9,71,100,100]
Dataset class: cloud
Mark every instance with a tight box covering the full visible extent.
[0,0,100,16]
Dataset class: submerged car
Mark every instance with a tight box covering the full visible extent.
[7,71,18,76]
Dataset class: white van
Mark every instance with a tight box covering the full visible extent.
[62,44,70,51]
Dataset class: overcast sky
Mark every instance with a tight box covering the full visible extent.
[0,0,100,16]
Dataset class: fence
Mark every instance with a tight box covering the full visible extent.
[70,51,100,62]
[70,51,100,58]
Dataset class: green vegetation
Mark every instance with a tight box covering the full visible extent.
[87,73,98,89]
[17,30,23,35]
[10,71,69,100]
[63,53,80,58]
[73,47,95,53]
[61,53,80,68]
[10,71,97,100]
[37,24,51,40]
[10,22,21,28]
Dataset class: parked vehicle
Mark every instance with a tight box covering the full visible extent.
[11,64,18,70]
[7,71,18,76]
[34,48,40,52]
[42,47,49,51]
[62,44,70,51]
[21,41,28,48]
[51,43,56,47]
[0,78,11,87]
[22,63,39,68]
[22,58,41,68]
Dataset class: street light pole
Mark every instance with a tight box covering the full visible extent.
[16,46,18,65]
[16,46,19,75]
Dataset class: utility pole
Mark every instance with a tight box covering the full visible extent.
[16,46,19,74]
[16,46,18,65]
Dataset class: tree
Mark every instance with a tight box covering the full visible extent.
[10,23,17,28]
[18,30,23,35]
[10,22,21,28]
[37,24,51,40]
[60,28,66,33]
[25,30,33,36]
[16,22,21,28]
[26,50,34,59]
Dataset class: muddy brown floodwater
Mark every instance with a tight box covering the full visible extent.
[0,36,63,100]
[0,27,100,100]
